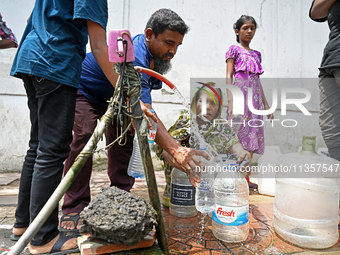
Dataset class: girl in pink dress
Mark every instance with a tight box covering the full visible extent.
[225,15,274,186]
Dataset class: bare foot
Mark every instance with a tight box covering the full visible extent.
[12,227,28,236]
[60,213,82,230]
[29,233,78,255]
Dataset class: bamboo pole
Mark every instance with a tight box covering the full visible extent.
[119,62,169,254]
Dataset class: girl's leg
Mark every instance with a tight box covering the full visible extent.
[244,152,257,188]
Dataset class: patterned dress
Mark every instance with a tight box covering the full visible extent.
[225,45,265,155]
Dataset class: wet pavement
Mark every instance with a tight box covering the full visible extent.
[1,170,340,255]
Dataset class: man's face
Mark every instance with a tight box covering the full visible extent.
[146,28,184,74]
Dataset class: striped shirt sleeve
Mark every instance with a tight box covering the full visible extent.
[0,13,18,47]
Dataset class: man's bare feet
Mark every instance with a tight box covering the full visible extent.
[60,213,82,231]
[29,232,78,255]
[12,227,28,236]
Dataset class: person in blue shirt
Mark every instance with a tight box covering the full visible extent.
[9,0,126,254]
[60,8,208,232]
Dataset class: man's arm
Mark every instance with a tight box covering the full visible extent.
[87,20,119,88]
[144,103,209,186]
[310,0,338,20]
[0,39,16,49]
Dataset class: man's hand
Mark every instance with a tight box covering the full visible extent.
[140,101,158,126]
[130,101,158,134]
[162,147,210,187]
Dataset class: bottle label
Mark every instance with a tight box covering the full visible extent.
[212,205,249,226]
[170,183,196,206]
[148,131,156,141]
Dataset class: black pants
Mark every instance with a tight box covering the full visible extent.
[14,74,77,246]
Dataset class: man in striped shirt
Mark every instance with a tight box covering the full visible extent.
[0,13,18,49]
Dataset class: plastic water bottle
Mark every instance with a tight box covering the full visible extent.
[212,156,249,242]
[127,134,145,178]
[170,168,197,217]
[148,109,157,150]
[195,147,216,213]
[274,135,340,249]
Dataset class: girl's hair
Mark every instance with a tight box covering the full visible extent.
[233,15,258,43]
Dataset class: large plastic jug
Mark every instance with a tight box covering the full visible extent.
[212,155,249,243]
[257,146,282,196]
[170,168,197,218]
[273,136,340,249]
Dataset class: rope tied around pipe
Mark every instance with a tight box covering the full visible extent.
[76,62,145,160]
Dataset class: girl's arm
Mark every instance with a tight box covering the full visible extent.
[260,81,274,120]
[310,0,338,20]
[226,58,235,117]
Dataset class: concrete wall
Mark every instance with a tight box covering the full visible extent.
[0,0,330,171]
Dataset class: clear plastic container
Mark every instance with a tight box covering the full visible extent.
[257,146,282,196]
[127,134,145,178]
[195,148,216,213]
[273,135,340,249]
[170,168,197,218]
[212,156,249,243]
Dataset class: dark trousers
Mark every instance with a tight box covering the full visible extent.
[14,74,77,246]
[62,92,134,215]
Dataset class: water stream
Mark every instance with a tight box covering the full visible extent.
[172,87,220,243]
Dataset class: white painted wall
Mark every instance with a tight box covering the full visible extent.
[0,0,330,171]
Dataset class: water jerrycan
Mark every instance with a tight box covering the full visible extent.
[273,136,340,249]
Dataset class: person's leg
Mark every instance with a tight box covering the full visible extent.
[28,76,77,247]
[61,92,105,230]
[319,68,340,162]
[319,67,340,230]
[106,123,135,191]
[12,75,38,237]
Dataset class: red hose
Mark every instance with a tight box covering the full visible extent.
[135,66,176,90]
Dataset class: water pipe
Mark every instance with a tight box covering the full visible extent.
[135,66,175,90]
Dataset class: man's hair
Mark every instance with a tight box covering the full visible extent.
[145,8,189,37]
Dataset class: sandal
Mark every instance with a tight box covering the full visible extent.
[248,182,258,190]
[39,231,80,255]
[10,233,22,241]
[10,227,28,241]
[59,213,81,233]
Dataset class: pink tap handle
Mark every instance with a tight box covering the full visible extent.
[108,29,135,63]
